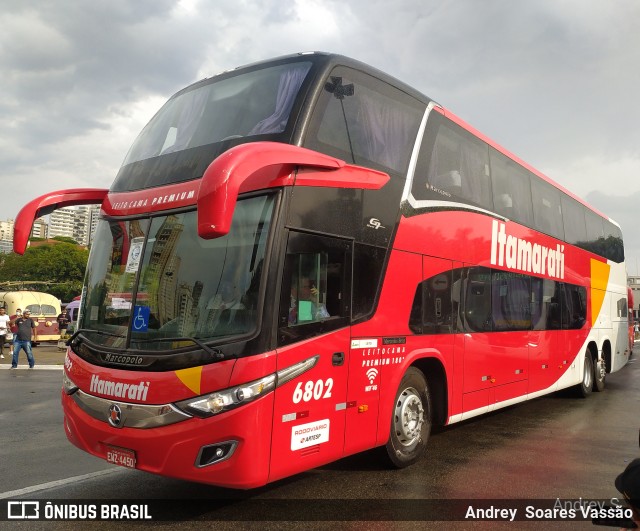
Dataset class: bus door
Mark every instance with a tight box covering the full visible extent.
[461,267,529,416]
[269,232,352,483]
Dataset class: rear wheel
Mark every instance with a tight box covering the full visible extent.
[575,350,594,398]
[594,355,606,392]
[385,367,432,468]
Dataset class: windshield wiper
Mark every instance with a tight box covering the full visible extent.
[67,328,125,345]
[128,336,234,361]
[69,329,235,363]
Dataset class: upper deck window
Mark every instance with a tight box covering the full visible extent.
[304,66,423,176]
[113,61,312,191]
[412,112,492,210]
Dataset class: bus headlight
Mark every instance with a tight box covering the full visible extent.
[173,355,319,418]
[175,374,276,418]
[63,372,79,395]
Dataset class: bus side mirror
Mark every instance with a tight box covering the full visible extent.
[13,188,108,255]
[196,141,389,239]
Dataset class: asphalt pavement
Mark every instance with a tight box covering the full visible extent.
[0,340,65,369]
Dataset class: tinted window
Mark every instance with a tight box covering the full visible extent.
[124,62,312,166]
[413,113,492,209]
[585,209,604,243]
[560,284,587,330]
[113,59,314,192]
[305,66,424,175]
[278,232,351,346]
[490,148,534,226]
[531,177,564,240]
[416,266,588,333]
[531,277,557,331]
[409,269,456,335]
[491,271,531,331]
[603,222,624,263]
[463,267,492,332]
[352,243,386,320]
[561,196,587,246]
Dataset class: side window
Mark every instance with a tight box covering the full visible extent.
[463,267,492,332]
[562,284,587,330]
[352,243,386,321]
[409,269,456,335]
[531,176,564,240]
[584,209,606,258]
[531,277,557,331]
[412,112,492,210]
[304,66,423,176]
[491,271,531,331]
[288,253,331,325]
[490,148,534,227]
[42,304,57,315]
[603,221,624,263]
[278,232,351,346]
[561,196,587,246]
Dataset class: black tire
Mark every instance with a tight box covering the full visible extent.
[385,367,432,468]
[593,354,606,392]
[575,350,594,398]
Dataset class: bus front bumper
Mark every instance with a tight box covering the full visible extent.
[61,390,274,489]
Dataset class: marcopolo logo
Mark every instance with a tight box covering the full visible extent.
[291,419,330,451]
[90,374,150,401]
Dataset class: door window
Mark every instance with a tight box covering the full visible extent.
[278,232,351,346]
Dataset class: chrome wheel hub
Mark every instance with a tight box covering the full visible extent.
[394,387,424,447]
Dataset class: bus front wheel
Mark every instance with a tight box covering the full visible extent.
[385,367,432,468]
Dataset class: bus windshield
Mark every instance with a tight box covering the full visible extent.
[79,194,275,351]
[113,61,312,192]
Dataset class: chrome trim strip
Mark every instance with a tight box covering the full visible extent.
[401,103,435,204]
[70,390,192,429]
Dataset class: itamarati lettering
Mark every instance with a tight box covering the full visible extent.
[90,374,150,401]
[490,220,565,280]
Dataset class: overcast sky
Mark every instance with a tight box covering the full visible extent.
[2,0,640,272]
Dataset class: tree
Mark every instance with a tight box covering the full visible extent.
[0,242,89,301]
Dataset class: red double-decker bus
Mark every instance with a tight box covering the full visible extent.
[14,52,629,488]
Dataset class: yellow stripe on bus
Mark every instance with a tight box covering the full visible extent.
[175,366,202,395]
[590,258,610,326]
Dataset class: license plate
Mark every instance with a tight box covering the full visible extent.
[105,445,136,469]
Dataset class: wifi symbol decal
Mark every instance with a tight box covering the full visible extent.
[366,368,378,384]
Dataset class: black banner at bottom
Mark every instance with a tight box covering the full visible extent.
[0,498,636,524]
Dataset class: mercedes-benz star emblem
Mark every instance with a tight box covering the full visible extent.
[108,403,123,428]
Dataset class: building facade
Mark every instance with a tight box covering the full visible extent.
[0,205,99,253]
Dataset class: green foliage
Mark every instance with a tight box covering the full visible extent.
[0,242,88,300]
[51,236,79,245]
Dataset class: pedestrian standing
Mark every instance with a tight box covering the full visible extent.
[11,309,37,369]
[57,309,70,339]
[0,307,9,359]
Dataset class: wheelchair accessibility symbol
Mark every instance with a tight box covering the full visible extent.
[132,306,150,332]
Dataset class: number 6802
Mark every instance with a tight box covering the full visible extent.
[292,378,333,403]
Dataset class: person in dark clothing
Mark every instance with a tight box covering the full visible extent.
[11,309,38,369]
[57,310,71,338]
[615,458,640,529]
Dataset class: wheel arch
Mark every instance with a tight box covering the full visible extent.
[600,339,612,373]
[377,350,449,446]
[410,356,448,427]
